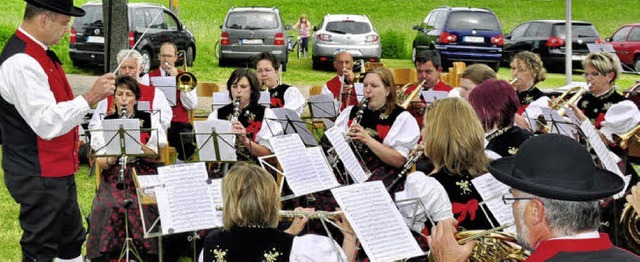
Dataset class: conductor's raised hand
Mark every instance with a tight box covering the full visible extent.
[83,73,117,106]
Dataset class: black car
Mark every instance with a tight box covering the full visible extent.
[503,20,602,72]
[411,6,503,71]
[69,2,196,73]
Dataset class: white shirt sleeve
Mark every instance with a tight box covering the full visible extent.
[320,83,332,96]
[139,74,150,86]
[152,88,173,129]
[0,54,90,140]
[88,98,108,130]
[283,86,305,116]
[207,109,218,121]
[180,88,198,110]
[255,108,283,150]
[290,235,347,262]
[395,172,453,233]
[382,111,420,158]
[149,111,168,152]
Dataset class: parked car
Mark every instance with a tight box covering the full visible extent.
[503,20,602,72]
[218,7,290,70]
[411,6,503,72]
[607,23,640,72]
[312,14,381,70]
[69,2,196,73]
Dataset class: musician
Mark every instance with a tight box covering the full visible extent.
[429,134,639,262]
[458,63,496,100]
[321,50,358,111]
[0,1,115,260]
[199,162,356,262]
[403,50,452,127]
[468,79,533,157]
[87,76,167,261]
[421,98,496,230]
[255,51,305,116]
[89,49,173,131]
[511,51,548,109]
[577,52,626,128]
[207,68,283,169]
[144,42,198,161]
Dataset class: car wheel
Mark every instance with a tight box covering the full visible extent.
[140,49,152,74]
[219,57,228,67]
[635,56,640,72]
[186,46,195,67]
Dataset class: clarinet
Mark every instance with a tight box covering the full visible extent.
[116,107,127,190]
[352,97,369,127]
[386,146,423,193]
[231,97,240,122]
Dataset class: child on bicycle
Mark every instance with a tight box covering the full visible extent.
[293,14,311,58]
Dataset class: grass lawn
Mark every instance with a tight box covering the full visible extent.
[1,0,640,259]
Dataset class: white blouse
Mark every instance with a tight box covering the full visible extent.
[90,112,167,155]
[282,85,306,117]
[207,107,283,150]
[395,171,453,233]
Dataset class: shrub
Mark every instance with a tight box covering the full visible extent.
[380,30,408,59]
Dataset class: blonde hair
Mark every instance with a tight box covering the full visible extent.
[423,98,488,176]
[222,162,280,230]
[582,52,619,85]
[512,51,547,84]
[363,67,397,115]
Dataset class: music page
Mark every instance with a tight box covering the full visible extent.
[193,120,236,162]
[269,134,339,196]
[324,127,369,183]
[420,90,448,103]
[212,92,230,111]
[154,163,222,235]
[580,120,628,198]
[471,173,515,230]
[332,181,423,262]
[309,94,338,118]
[99,119,142,155]
[150,76,177,106]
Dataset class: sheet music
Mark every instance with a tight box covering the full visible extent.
[150,76,177,106]
[579,120,627,198]
[309,94,338,118]
[324,127,369,183]
[100,119,142,155]
[212,92,230,111]
[540,107,577,138]
[194,120,237,162]
[136,174,162,188]
[322,118,335,129]
[354,83,364,102]
[332,181,424,262]
[420,90,448,103]
[471,173,515,231]
[269,134,340,196]
[271,108,318,146]
[259,91,271,107]
[154,163,222,234]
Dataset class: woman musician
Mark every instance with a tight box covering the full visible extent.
[86,75,167,260]
[207,68,283,177]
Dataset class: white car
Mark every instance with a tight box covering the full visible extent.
[312,14,381,70]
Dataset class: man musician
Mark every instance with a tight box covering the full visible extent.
[321,51,359,112]
[403,50,452,127]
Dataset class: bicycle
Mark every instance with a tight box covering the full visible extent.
[287,31,304,59]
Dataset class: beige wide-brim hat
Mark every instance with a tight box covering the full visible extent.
[600,100,640,141]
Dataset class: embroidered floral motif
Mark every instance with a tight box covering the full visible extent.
[379,112,389,120]
[263,248,282,262]
[456,180,472,195]
[581,100,589,108]
[523,95,533,104]
[139,119,145,127]
[245,110,256,121]
[603,102,613,110]
[508,147,518,155]
[211,246,228,262]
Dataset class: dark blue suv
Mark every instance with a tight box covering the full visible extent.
[411,6,503,71]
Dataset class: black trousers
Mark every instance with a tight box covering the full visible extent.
[4,173,85,262]
[168,121,196,161]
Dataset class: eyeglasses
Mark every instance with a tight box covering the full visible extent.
[502,192,534,205]
[582,72,604,78]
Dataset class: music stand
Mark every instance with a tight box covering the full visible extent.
[308,94,339,119]
[269,108,318,147]
[192,120,238,163]
[151,76,178,107]
[90,119,160,261]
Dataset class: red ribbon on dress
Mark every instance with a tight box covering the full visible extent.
[270,97,284,108]
[452,199,479,224]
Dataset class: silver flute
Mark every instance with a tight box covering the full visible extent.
[278,210,343,219]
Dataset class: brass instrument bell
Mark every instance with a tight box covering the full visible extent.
[175,50,197,92]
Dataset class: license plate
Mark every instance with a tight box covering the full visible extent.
[86,36,104,43]
[346,49,360,55]
[571,55,587,61]
[463,36,484,43]
[241,39,263,45]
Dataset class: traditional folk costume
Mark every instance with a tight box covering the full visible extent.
[321,75,359,111]
[526,233,639,261]
[578,88,626,129]
[485,126,533,157]
[403,80,452,127]
[517,86,547,114]
[268,83,305,116]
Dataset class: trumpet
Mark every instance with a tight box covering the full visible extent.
[231,97,240,122]
[551,85,588,116]
[278,210,343,219]
[612,124,640,158]
[176,50,197,92]
[398,79,426,109]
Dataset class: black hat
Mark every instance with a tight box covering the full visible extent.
[25,0,85,17]
[488,134,624,201]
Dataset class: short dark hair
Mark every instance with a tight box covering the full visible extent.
[253,51,279,70]
[160,42,177,53]
[115,75,141,101]
[24,3,54,20]
[415,50,441,69]
[226,68,261,105]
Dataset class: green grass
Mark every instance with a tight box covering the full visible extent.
[1,0,640,259]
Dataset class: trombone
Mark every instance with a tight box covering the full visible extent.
[397,79,426,109]
[175,50,197,92]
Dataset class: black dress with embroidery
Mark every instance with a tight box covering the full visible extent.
[518,86,546,106]
[431,169,497,231]
[202,227,294,262]
[86,111,159,259]
[578,89,626,128]
[208,102,267,178]
[269,84,292,109]
[486,126,533,157]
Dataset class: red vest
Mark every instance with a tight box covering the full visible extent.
[149,68,190,123]
[326,75,358,111]
[403,80,452,127]
[106,83,155,115]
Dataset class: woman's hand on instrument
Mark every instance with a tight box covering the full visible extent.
[284,207,311,236]
[231,121,249,143]
[427,218,475,262]
[568,103,588,123]
[347,123,371,144]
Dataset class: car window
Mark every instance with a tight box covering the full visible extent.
[446,11,500,31]
[227,11,278,30]
[164,11,178,31]
[611,26,631,41]
[147,8,166,29]
[422,13,431,25]
[628,26,640,41]
[73,5,102,28]
[434,11,447,30]
[133,9,145,30]
[325,20,371,34]
[510,23,528,38]
[553,24,599,38]
[524,23,545,37]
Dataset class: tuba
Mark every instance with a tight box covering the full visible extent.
[619,204,640,254]
[176,50,197,92]
[397,79,426,109]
